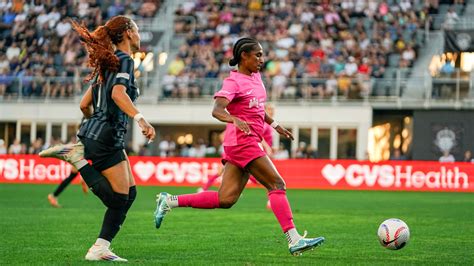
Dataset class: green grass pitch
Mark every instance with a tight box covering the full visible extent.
[0,184,473,265]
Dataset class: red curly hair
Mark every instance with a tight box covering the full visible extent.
[71,16,134,83]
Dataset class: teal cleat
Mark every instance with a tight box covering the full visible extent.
[154,192,171,229]
[289,233,325,256]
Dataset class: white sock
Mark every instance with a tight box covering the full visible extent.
[166,195,179,208]
[73,159,88,170]
[94,238,110,248]
[285,228,302,245]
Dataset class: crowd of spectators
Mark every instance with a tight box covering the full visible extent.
[0,0,161,100]
[164,0,463,100]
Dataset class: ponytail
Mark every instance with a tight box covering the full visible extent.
[71,16,133,83]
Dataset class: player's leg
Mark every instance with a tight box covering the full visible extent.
[200,166,224,192]
[40,141,130,261]
[247,156,325,256]
[86,160,130,262]
[48,169,79,207]
[40,141,127,210]
[154,162,248,229]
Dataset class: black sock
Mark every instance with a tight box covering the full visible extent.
[98,208,126,242]
[53,172,78,197]
[98,192,129,242]
[119,186,137,225]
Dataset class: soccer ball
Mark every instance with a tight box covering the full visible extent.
[377,218,410,250]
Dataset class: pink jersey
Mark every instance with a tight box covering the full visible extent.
[262,123,273,147]
[214,70,267,146]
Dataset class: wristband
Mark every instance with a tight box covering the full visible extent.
[134,113,145,122]
[270,121,279,128]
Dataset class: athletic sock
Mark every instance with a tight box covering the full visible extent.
[166,195,179,208]
[53,171,78,197]
[268,190,296,233]
[98,205,127,242]
[94,238,110,248]
[176,191,220,209]
[285,228,302,245]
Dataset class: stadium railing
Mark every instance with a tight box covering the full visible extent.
[1,74,473,108]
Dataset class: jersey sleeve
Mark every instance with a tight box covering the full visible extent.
[214,78,238,102]
[112,57,134,87]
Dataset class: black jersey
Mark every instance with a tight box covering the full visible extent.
[78,50,139,149]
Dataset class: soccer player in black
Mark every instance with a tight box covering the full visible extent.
[40,15,155,262]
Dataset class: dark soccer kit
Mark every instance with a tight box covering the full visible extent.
[78,50,139,171]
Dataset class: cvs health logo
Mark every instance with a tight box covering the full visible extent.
[321,163,469,190]
[0,157,73,182]
[132,160,221,185]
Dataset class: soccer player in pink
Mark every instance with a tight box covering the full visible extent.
[154,37,324,256]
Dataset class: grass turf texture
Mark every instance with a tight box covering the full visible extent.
[0,184,473,265]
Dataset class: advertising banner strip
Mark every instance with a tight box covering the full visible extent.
[0,155,473,192]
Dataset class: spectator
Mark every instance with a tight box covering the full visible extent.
[337,71,352,98]
[169,0,431,100]
[56,17,72,37]
[344,56,358,77]
[273,143,290,160]
[28,138,44,154]
[443,7,459,30]
[462,150,474,163]
[6,42,20,60]
[0,139,6,154]
[8,139,22,154]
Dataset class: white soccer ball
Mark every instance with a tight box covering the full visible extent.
[377,218,410,250]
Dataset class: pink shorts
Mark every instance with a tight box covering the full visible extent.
[223,141,267,169]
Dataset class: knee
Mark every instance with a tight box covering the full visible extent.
[105,192,129,209]
[219,195,238,209]
[267,178,286,191]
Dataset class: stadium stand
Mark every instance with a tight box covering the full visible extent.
[0,0,161,99]
[164,0,469,100]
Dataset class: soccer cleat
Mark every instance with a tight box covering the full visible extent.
[80,178,89,194]
[47,194,61,208]
[39,141,85,165]
[85,245,128,262]
[154,192,171,229]
[289,232,325,256]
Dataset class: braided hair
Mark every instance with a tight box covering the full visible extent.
[229,37,260,67]
[71,16,134,82]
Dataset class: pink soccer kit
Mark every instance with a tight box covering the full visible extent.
[214,70,267,168]
[177,70,297,233]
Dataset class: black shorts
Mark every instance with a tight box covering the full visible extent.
[80,137,126,172]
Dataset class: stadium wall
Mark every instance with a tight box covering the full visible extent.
[1,102,372,160]
[1,156,472,192]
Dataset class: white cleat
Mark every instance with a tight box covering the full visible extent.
[85,245,128,262]
[39,141,85,166]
